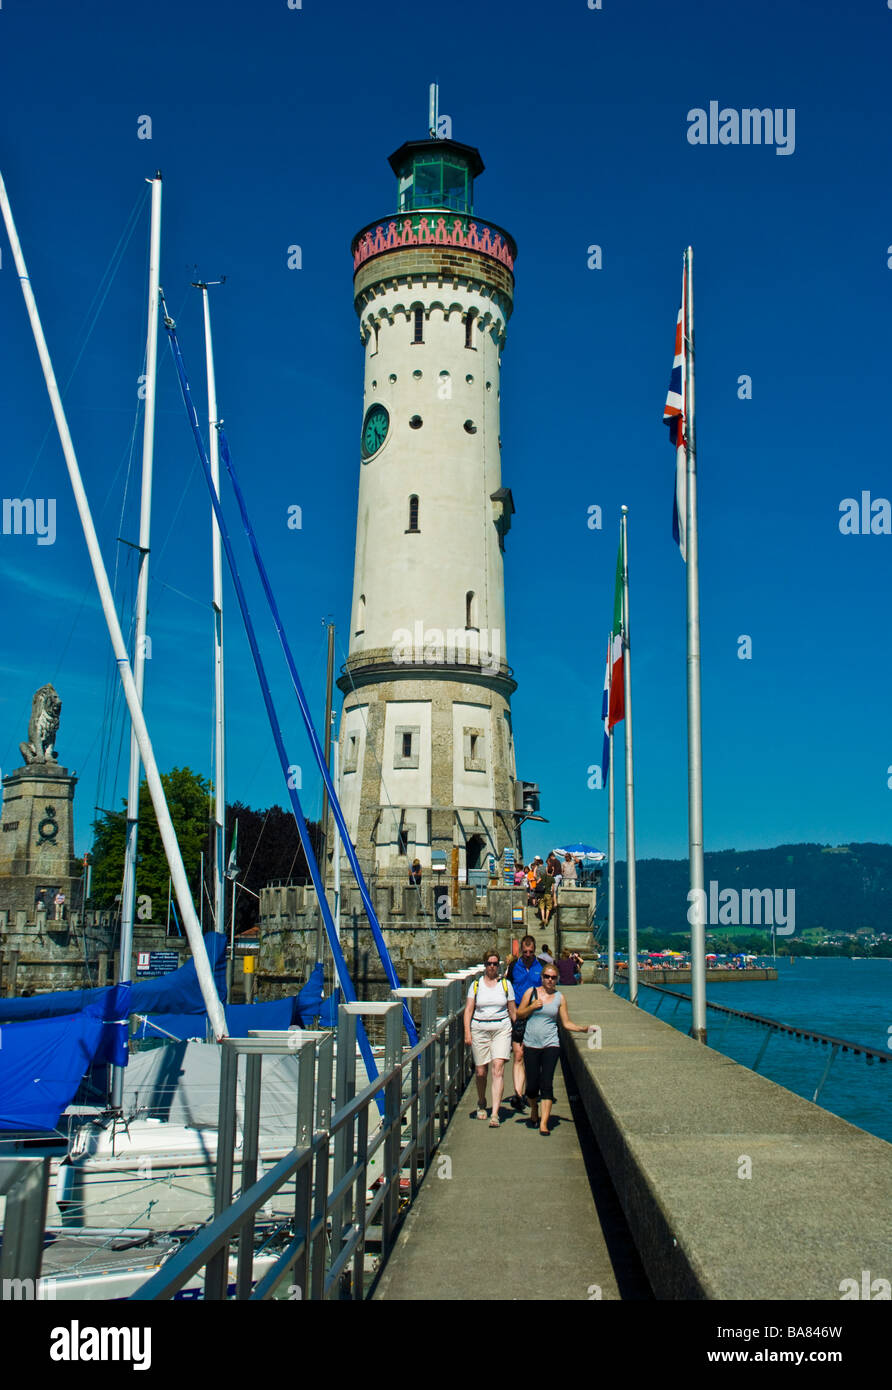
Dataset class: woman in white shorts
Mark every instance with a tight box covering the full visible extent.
[463,950,517,1127]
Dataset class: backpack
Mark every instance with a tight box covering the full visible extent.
[472,976,509,1003]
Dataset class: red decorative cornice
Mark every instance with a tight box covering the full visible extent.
[352,213,516,274]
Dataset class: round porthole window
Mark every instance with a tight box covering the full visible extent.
[410,415,423,429]
[463,420,477,434]
[412,369,423,380]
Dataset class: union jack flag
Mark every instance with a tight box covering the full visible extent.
[663,260,688,560]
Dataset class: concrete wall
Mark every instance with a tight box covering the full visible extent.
[563,984,892,1300]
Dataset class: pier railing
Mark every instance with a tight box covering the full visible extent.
[0,1157,51,1291]
[612,978,889,1104]
[131,972,477,1301]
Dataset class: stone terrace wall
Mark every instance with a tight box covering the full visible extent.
[259,883,597,993]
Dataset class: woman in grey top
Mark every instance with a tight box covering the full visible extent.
[516,965,591,1135]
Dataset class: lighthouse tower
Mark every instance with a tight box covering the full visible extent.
[336,114,528,886]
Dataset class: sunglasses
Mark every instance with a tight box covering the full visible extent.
[543,974,558,981]
[485,960,500,967]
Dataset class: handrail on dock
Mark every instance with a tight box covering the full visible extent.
[130,972,477,1301]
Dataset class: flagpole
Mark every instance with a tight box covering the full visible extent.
[684,246,707,1043]
[607,714,615,991]
[620,507,638,1004]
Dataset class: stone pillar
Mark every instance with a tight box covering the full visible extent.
[0,762,82,925]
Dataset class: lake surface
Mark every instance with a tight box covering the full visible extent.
[618,957,892,1143]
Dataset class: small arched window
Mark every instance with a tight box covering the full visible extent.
[413,307,424,344]
[355,593,366,636]
[465,309,477,349]
[466,590,477,628]
[408,495,419,532]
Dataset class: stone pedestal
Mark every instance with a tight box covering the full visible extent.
[0,763,82,921]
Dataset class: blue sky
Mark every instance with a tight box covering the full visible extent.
[1,0,890,869]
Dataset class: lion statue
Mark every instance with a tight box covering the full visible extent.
[19,684,62,765]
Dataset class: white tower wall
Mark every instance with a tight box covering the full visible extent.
[350,289,508,667]
[333,140,523,886]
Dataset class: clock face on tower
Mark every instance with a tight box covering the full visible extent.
[360,403,390,460]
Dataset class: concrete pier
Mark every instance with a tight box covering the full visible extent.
[373,1032,650,1301]
[373,982,892,1301]
[563,984,892,1300]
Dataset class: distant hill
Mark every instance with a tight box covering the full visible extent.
[609,843,892,937]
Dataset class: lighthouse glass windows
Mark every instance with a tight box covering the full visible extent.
[395,153,472,213]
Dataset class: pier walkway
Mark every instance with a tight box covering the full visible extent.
[373,993,652,1301]
[375,982,892,1302]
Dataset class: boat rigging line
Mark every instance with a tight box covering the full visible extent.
[213,428,418,1045]
[158,299,397,1084]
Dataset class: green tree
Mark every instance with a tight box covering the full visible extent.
[223,801,321,934]
[90,767,212,918]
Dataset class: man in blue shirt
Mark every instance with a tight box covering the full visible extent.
[506,935,543,1110]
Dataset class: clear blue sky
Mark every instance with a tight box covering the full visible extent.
[1,0,890,868]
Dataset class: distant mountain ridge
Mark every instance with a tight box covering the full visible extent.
[609,843,892,936]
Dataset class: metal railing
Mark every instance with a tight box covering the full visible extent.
[613,978,889,1103]
[0,1158,51,1292]
[131,971,478,1301]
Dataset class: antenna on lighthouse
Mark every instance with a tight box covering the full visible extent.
[429,83,439,138]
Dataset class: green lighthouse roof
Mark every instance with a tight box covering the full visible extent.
[388,138,485,215]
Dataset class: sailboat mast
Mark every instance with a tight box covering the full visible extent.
[319,621,335,872]
[332,738,341,942]
[114,172,162,1108]
[0,169,228,1041]
[195,283,226,941]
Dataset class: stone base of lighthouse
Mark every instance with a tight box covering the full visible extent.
[329,661,522,889]
[258,882,599,997]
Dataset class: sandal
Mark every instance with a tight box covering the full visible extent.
[476,1107,488,1120]
[489,1116,500,1127]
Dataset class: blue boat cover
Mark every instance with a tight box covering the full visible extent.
[0,944,334,1131]
[129,934,228,1013]
[133,996,298,1041]
[0,983,134,1132]
[0,938,228,1132]
[226,997,296,1032]
[314,989,340,1028]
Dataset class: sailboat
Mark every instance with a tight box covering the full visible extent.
[0,166,425,1293]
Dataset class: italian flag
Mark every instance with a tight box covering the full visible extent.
[226,818,239,880]
[607,542,625,728]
